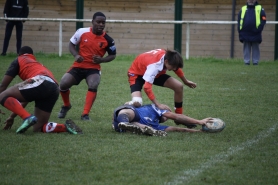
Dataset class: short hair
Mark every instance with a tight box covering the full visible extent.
[93,12,106,20]
[164,49,184,69]
[18,46,33,55]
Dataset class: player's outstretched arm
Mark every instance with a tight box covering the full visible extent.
[163,112,213,126]
[165,126,202,133]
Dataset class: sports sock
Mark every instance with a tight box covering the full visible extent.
[1,97,31,119]
[60,89,71,106]
[42,122,67,133]
[117,114,130,123]
[82,90,97,115]
[174,102,183,114]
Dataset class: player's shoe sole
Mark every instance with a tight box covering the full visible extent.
[142,126,167,137]
[118,122,144,135]
[16,116,37,134]
[65,119,83,134]
[58,105,72,118]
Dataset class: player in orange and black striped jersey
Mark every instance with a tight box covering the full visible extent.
[58,12,116,121]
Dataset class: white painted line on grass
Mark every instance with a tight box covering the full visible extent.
[165,124,278,185]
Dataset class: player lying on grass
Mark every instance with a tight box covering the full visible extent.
[112,104,213,136]
[0,46,82,134]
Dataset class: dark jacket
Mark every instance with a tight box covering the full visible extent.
[237,1,266,43]
[3,0,29,18]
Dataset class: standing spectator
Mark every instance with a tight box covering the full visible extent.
[1,0,29,56]
[58,12,116,121]
[237,0,266,65]
[0,46,82,134]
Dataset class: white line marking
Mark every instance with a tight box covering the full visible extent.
[165,124,278,185]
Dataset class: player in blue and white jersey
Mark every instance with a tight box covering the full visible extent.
[112,104,213,136]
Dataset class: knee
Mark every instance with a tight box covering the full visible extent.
[173,82,183,93]
[88,81,100,89]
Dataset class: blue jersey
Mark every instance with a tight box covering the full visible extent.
[136,104,167,125]
[113,104,169,132]
[135,104,169,130]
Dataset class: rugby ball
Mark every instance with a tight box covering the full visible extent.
[202,118,225,133]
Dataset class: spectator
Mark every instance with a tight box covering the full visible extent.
[237,0,266,65]
[1,0,29,56]
[58,12,116,121]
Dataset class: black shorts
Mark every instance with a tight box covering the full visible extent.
[19,77,59,113]
[68,68,100,85]
[130,74,171,93]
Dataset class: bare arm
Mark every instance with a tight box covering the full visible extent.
[179,76,197,89]
[165,126,202,133]
[0,75,14,93]
[93,54,116,64]
[69,42,83,62]
[163,111,213,126]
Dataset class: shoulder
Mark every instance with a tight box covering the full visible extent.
[76,27,91,34]
[103,33,115,43]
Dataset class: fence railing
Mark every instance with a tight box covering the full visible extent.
[1,17,277,58]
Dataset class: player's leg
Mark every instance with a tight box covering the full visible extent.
[58,70,78,118]
[154,74,183,114]
[0,83,37,133]
[128,75,144,107]
[82,70,100,121]
[34,107,82,134]
[0,85,32,120]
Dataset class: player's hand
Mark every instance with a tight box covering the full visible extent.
[185,80,197,89]
[3,117,14,130]
[75,55,84,63]
[157,104,172,112]
[93,55,103,64]
[199,117,213,125]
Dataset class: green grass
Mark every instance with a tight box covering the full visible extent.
[0,53,278,185]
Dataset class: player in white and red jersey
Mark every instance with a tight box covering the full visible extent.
[0,46,82,134]
[127,49,197,128]
[58,12,116,121]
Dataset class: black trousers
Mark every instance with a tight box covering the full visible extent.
[2,21,23,54]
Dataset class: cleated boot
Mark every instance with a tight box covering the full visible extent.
[16,116,37,134]
[58,105,72,118]
[81,114,91,121]
[65,119,83,134]
[142,126,167,137]
[118,122,144,135]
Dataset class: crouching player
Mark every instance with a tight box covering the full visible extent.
[0,46,82,134]
[112,103,213,136]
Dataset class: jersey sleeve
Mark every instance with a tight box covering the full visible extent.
[5,59,20,77]
[104,34,116,55]
[70,28,82,45]
[143,82,155,101]
[174,68,184,78]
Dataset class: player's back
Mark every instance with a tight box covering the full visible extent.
[128,49,166,75]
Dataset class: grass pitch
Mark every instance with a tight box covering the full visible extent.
[0,53,277,185]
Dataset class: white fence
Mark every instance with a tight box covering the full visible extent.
[1,17,277,58]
